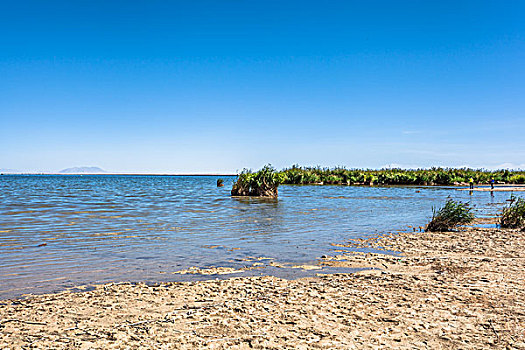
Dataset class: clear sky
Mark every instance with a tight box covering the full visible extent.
[1,1,524,173]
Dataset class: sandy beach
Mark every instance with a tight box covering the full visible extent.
[1,222,524,349]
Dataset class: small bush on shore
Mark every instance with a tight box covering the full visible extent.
[231,165,282,197]
[509,174,525,184]
[426,199,475,232]
[500,195,525,230]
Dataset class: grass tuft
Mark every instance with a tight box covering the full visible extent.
[500,195,525,230]
[426,199,475,232]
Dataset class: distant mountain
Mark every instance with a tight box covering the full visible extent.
[59,166,107,174]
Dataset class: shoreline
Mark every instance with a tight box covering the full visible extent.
[1,223,523,348]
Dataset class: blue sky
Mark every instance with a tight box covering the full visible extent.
[1,1,524,173]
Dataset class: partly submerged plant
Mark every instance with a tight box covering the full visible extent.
[500,195,525,230]
[426,199,475,232]
[231,165,283,197]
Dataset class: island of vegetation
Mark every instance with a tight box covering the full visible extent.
[231,165,525,197]
[279,165,525,185]
[231,165,282,197]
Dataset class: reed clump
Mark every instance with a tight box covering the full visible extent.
[426,199,475,232]
[231,165,282,197]
[500,195,525,230]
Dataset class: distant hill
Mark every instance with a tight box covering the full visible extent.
[59,166,107,174]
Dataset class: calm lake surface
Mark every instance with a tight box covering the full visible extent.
[0,175,512,299]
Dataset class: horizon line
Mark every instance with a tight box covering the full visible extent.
[0,172,238,176]
[2,167,525,176]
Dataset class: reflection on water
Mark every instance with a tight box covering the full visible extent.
[0,175,512,299]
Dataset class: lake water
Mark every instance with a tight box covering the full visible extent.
[0,175,512,299]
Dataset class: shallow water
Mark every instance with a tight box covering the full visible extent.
[0,175,513,299]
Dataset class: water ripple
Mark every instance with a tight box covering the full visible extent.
[0,175,510,299]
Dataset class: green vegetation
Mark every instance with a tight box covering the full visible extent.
[425,199,475,232]
[231,164,525,196]
[509,174,525,184]
[231,165,283,197]
[277,166,525,186]
[500,195,525,230]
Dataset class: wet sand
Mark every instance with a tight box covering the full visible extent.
[457,185,525,192]
[1,224,524,349]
